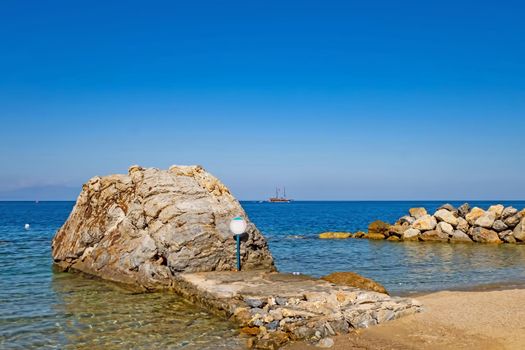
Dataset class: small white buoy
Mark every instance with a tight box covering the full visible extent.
[24,224,30,230]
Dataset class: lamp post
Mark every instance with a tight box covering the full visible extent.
[229,216,247,271]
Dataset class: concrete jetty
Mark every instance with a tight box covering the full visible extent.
[172,271,421,348]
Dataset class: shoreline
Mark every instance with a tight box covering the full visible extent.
[395,279,525,297]
[285,286,525,350]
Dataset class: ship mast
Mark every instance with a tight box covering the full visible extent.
[268,186,291,202]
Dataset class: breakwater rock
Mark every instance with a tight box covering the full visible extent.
[321,272,388,294]
[52,165,275,290]
[336,203,524,244]
[317,203,525,244]
[319,232,352,239]
[387,203,525,243]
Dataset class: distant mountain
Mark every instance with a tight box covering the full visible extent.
[0,185,81,201]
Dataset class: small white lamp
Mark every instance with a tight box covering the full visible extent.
[230,216,247,271]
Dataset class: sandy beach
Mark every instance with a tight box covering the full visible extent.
[285,288,525,350]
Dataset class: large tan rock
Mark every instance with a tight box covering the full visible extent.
[488,204,504,219]
[409,207,427,219]
[456,217,469,233]
[469,227,502,244]
[438,203,457,212]
[402,228,420,241]
[364,233,386,240]
[388,223,410,236]
[321,272,388,294]
[474,212,496,228]
[319,232,352,239]
[398,215,415,225]
[498,230,514,240]
[492,220,508,232]
[450,230,473,243]
[504,214,521,228]
[434,209,458,226]
[52,165,275,290]
[513,218,525,241]
[458,203,471,217]
[501,206,518,220]
[412,214,437,231]
[368,220,390,236]
[419,230,448,242]
[466,207,486,225]
[436,221,453,235]
[354,231,366,238]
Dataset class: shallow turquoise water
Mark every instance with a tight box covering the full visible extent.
[0,202,241,350]
[1,200,525,349]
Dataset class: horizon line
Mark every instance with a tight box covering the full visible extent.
[1,199,525,202]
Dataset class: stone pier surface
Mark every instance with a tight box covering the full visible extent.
[172,271,421,349]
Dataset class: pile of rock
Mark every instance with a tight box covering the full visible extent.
[384,203,525,244]
[321,272,388,294]
[317,203,525,244]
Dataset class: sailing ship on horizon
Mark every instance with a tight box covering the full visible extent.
[268,187,292,203]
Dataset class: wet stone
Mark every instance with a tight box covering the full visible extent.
[267,320,279,330]
[245,298,265,308]
[275,297,288,305]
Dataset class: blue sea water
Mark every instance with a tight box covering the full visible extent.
[1,200,525,349]
[0,201,240,350]
[242,200,525,294]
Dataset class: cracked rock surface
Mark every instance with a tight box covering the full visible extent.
[52,165,275,290]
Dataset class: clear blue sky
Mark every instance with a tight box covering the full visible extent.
[1,0,524,200]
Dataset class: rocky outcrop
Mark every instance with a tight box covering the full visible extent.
[319,232,352,239]
[321,272,388,294]
[354,231,366,238]
[52,165,275,290]
[368,220,390,238]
